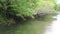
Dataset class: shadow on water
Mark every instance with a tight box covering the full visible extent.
[0,14,54,34]
[0,20,36,34]
[0,25,18,34]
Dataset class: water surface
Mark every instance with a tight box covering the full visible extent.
[44,14,60,34]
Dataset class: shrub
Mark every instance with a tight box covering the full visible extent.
[0,0,40,25]
[0,0,57,25]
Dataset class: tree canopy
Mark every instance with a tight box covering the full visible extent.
[0,0,57,25]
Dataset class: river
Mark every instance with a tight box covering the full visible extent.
[44,13,60,34]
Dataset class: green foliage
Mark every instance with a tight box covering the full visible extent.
[57,4,60,11]
[0,0,57,25]
[0,0,41,25]
[9,0,40,16]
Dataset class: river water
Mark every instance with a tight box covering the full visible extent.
[44,13,60,34]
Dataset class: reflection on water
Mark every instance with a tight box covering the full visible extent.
[44,15,60,34]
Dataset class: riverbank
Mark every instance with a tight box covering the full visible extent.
[0,15,54,34]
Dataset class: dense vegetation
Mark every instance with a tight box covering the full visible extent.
[57,4,60,11]
[0,0,57,34]
[0,0,57,25]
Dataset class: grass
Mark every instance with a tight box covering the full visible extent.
[0,16,53,34]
